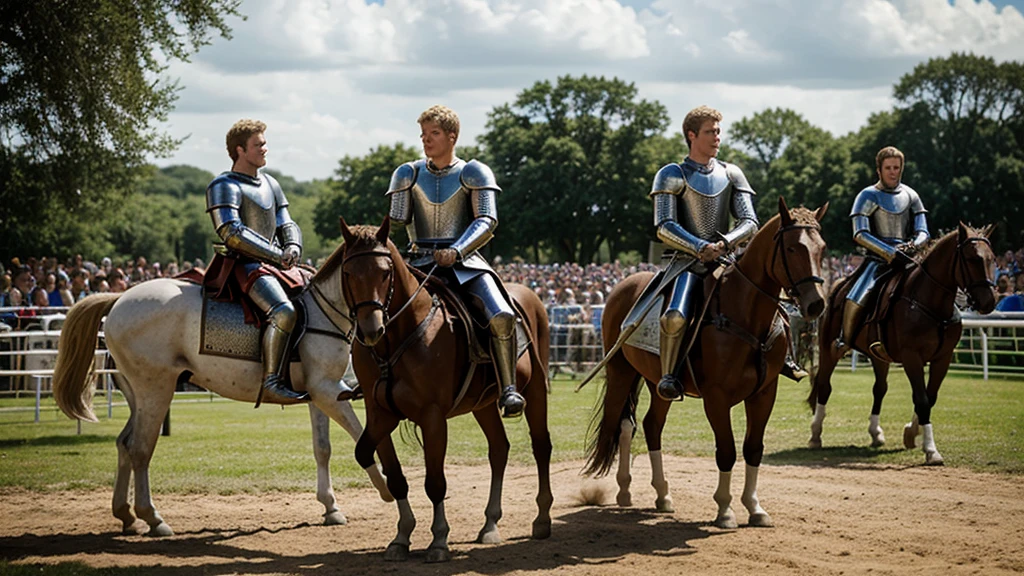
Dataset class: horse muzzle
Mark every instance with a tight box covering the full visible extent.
[355,310,386,347]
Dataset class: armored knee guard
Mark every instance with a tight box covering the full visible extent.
[656,310,688,401]
[489,311,524,418]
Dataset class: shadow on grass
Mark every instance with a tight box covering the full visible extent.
[0,506,723,575]
[0,434,115,449]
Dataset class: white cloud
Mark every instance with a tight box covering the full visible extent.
[155,0,1024,180]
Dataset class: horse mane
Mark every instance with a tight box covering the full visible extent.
[916,227,964,259]
[316,225,387,281]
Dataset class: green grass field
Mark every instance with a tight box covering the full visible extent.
[0,370,1021,496]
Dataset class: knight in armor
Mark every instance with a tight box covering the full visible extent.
[206,119,308,402]
[837,146,929,350]
[386,105,526,418]
[649,106,760,401]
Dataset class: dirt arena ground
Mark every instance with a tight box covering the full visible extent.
[2,454,1023,575]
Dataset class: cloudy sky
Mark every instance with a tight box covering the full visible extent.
[156,0,1024,181]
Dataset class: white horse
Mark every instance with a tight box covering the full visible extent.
[54,253,391,537]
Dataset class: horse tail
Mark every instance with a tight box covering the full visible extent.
[583,347,640,478]
[54,293,122,423]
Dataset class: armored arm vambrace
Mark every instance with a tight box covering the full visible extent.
[388,189,412,225]
[911,212,930,248]
[852,215,896,263]
[450,187,498,258]
[216,218,285,264]
[276,206,303,252]
[654,193,706,256]
[721,190,759,251]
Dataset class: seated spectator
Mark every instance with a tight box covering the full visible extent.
[996,293,1024,312]
[996,275,1013,303]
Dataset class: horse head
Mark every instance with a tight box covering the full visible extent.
[774,196,829,319]
[954,222,998,314]
[340,215,396,347]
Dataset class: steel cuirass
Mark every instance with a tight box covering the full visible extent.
[206,171,302,266]
[850,183,929,264]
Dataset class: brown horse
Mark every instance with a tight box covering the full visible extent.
[808,223,997,464]
[339,217,552,563]
[585,198,829,528]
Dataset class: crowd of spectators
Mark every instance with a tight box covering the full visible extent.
[0,255,205,329]
[4,244,1024,331]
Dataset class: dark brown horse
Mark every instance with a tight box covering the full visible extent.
[585,198,828,528]
[808,223,997,464]
[339,217,552,563]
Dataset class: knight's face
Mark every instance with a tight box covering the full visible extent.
[239,133,268,169]
[420,121,455,161]
[689,120,721,160]
[878,157,902,189]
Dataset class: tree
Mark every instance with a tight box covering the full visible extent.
[887,53,1024,248]
[479,75,671,263]
[0,0,242,262]
[314,143,421,247]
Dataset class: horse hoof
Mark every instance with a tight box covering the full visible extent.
[146,522,174,537]
[748,512,774,528]
[808,437,822,450]
[903,424,917,449]
[383,543,409,562]
[925,451,945,466]
[425,545,451,563]
[714,513,738,530]
[655,497,674,513]
[477,527,501,544]
[616,492,632,507]
[870,434,886,448]
[323,511,348,526]
[532,519,552,540]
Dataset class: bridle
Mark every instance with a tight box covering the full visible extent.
[732,221,824,305]
[341,244,436,346]
[916,234,994,309]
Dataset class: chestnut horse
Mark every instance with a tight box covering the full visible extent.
[808,223,997,464]
[585,198,828,528]
[339,217,552,563]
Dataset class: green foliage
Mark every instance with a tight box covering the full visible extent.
[0,0,242,263]
[314,143,420,248]
[479,75,671,263]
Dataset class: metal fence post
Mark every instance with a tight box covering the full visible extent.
[981,327,989,381]
[34,376,42,422]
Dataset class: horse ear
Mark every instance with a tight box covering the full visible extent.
[376,215,391,245]
[982,223,997,238]
[778,196,794,226]
[957,221,968,243]
[814,201,830,223]
[339,216,354,246]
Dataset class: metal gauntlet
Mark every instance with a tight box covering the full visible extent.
[219,221,285,265]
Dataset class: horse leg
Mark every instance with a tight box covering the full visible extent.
[523,370,553,540]
[642,387,674,513]
[920,354,953,466]
[309,385,392,502]
[615,417,634,507]
[129,384,174,537]
[902,357,943,465]
[868,359,890,447]
[308,404,345,525]
[741,384,778,527]
[809,311,842,449]
[421,408,451,563]
[113,418,142,534]
[355,413,412,561]
[704,395,738,529]
[472,406,509,544]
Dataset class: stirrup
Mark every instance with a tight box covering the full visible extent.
[336,380,363,402]
[262,374,309,402]
[656,375,684,402]
[498,387,525,418]
[781,358,808,382]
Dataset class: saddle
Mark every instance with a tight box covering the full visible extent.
[175,254,313,365]
[852,259,911,363]
[407,265,532,366]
